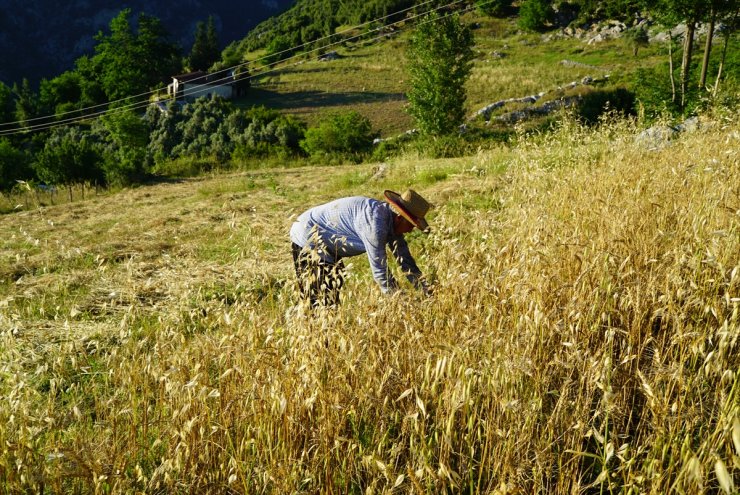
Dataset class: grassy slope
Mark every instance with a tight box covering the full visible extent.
[1,12,739,493]
[237,14,667,137]
[1,111,738,492]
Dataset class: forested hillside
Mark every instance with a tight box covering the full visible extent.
[0,0,294,85]
[229,0,647,60]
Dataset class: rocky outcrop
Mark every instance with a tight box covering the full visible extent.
[470,75,610,122]
[635,116,700,150]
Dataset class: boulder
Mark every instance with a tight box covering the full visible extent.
[318,51,340,62]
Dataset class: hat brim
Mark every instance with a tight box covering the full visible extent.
[384,190,429,232]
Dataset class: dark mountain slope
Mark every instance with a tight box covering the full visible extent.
[0,0,294,85]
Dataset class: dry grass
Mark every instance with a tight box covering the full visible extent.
[1,109,739,493]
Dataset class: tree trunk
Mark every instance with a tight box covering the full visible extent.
[715,9,739,97]
[668,31,676,103]
[680,20,696,109]
[713,25,731,96]
[700,7,716,89]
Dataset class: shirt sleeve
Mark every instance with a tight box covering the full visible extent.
[389,236,425,289]
[360,210,398,294]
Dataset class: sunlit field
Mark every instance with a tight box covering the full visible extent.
[1,108,738,493]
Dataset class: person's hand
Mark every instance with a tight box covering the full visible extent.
[421,283,434,297]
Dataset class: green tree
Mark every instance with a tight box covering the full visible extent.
[188,16,221,71]
[92,9,182,101]
[12,79,39,128]
[712,6,739,97]
[406,12,474,136]
[650,0,708,108]
[34,127,103,195]
[700,0,739,90]
[0,138,32,190]
[0,81,14,124]
[39,71,84,118]
[73,55,107,108]
[518,0,554,31]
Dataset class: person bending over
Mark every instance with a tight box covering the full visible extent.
[290,189,433,307]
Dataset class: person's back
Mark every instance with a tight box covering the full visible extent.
[290,196,391,263]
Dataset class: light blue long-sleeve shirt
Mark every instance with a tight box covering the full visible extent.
[290,196,423,293]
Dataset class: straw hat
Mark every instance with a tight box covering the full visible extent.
[384,189,431,232]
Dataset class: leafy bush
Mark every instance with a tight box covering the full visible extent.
[0,138,32,190]
[476,0,513,17]
[146,101,185,165]
[100,146,148,186]
[631,66,701,120]
[232,106,306,160]
[90,107,151,185]
[264,35,294,66]
[518,0,553,31]
[172,96,233,159]
[300,111,376,162]
[577,87,636,125]
[34,127,104,187]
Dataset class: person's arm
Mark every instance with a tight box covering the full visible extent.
[364,236,399,294]
[389,236,430,294]
[360,210,399,294]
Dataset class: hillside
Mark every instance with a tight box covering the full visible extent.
[236,12,672,137]
[0,0,294,85]
[1,109,738,492]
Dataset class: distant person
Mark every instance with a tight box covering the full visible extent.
[290,189,433,307]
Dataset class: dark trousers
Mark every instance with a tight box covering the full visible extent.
[291,243,345,307]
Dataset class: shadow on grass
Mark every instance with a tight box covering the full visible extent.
[238,88,406,111]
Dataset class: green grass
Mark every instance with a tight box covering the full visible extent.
[233,13,674,139]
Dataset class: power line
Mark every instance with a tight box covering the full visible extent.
[0,0,481,136]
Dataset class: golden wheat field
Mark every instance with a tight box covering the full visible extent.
[1,110,739,493]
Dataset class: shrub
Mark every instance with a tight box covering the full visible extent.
[264,35,293,66]
[518,0,553,32]
[577,87,636,125]
[300,111,376,162]
[232,107,306,159]
[172,96,232,159]
[406,133,476,159]
[476,0,513,17]
[100,146,147,186]
[631,66,701,121]
[34,126,104,188]
[0,138,33,190]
